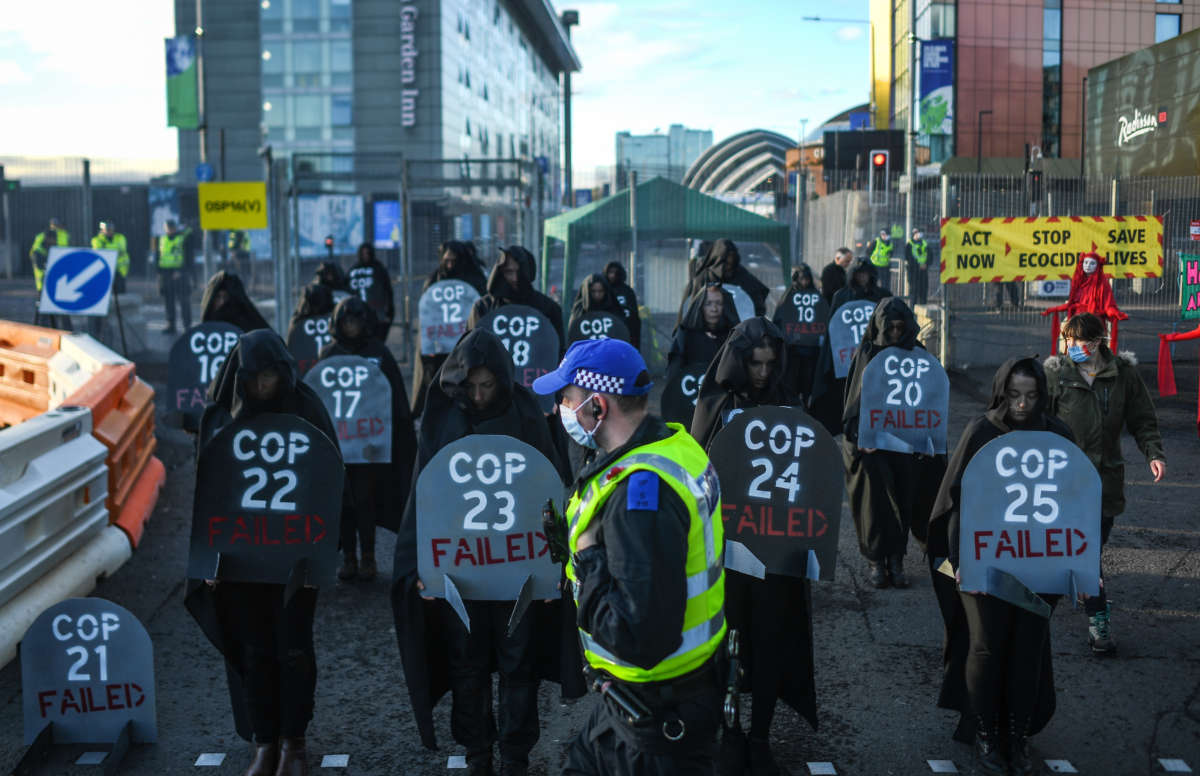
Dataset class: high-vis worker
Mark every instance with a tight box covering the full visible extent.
[92,220,130,294]
[156,219,194,334]
[867,228,894,294]
[29,217,70,292]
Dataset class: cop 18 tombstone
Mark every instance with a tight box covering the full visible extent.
[167,322,242,424]
[566,311,630,345]
[303,355,392,463]
[477,305,559,413]
[828,300,876,378]
[722,283,754,322]
[189,413,344,586]
[774,290,831,348]
[286,314,333,376]
[856,347,950,455]
[959,431,1101,606]
[419,279,481,355]
[709,406,843,581]
[660,364,706,427]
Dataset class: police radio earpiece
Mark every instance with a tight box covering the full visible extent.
[592,401,602,419]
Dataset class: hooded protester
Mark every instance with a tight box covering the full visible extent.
[1042,252,1129,353]
[187,329,351,776]
[669,285,739,374]
[314,261,349,294]
[391,328,583,773]
[841,297,946,588]
[468,244,565,352]
[829,258,891,311]
[567,272,624,335]
[201,270,272,333]
[348,242,394,340]
[774,264,822,399]
[288,284,336,336]
[603,261,642,348]
[681,239,770,319]
[927,357,1073,776]
[317,296,417,582]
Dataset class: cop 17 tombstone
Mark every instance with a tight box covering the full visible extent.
[774,290,831,348]
[566,311,631,346]
[302,355,392,464]
[348,265,392,322]
[18,598,156,770]
[722,283,754,322]
[167,322,242,425]
[857,347,950,455]
[660,364,706,427]
[959,432,1101,612]
[416,435,562,631]
[420,280,481,355]
[476,305,559,413]
[828,300,876,378]
[189,413,344,586]
[286,314,333,376]
[709,406,843,581]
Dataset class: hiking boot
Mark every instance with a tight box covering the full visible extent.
[973,718,1007,776]
[888,554,909,588]
[358,552,377,581]
[868,561,889,588]
[1088,603,1117,654]
[337,553,357,581]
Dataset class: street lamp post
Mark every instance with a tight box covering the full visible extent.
[976,109,993,176]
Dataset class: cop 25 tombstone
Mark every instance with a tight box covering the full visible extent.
[709,407,843,581]
[857,347,950,455]
[303,355,392,464]
[660,364,706,427]
[828,300,876,378]
[566,311,631,346]
[477,305,559,413]
[189,413,344,586]
[774,290,830,348]
[286,314,334,376]
[168,322,241,423]
[959,432,1101,608]
[419,280,481,355]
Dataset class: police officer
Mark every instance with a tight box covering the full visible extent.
[867,228,894,294]
[905,227,929,306]
[227,229,253,281]
[29,217,70,328]
[91,220,130,294]
[533,339,726,776]
[156,219,194,335]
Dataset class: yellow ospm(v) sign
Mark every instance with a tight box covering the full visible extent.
[197,182,268,230]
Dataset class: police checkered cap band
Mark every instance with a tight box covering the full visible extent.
[531,338,652,396]
[573,368,625,394]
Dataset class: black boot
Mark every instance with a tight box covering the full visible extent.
[889,554,909,588]
[973,717,1007,776]
[719,725,749,776]
[1008,716,1038,776]
[243,741,278,776]
[868,561,889,588]
[337,552,357,581]
[749,736,785,776]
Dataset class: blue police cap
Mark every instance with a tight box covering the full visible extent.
[532,338,652,397]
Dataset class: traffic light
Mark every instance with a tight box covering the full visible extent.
[869,149,889,194]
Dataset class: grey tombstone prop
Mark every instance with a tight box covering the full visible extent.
[660,364,706,427]
[303,355,392,463]
[567,311,631,345]
[856,346,950,455]
[722,283,754,322]
[419,280,481,356]
[189,413,344,586]
[416,435,562,631]
[774,290,831,348]
[286,313,334,376]
[709,406,842,581]
[828,300,876,378]
[959,431,1101,607]
[21,598,156,745]
[477,304,559,413]
[167,322,241,422]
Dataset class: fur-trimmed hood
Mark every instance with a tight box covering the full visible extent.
[1044,349,1137,373]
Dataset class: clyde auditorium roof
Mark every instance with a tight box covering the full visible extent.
[681,129,796,194]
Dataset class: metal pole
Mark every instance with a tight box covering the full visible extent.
[195,0,212,281]
[903,2,917,297]
[400,156,413,361]
[976,110,993,176]
[561,11,578,206]
[629,171,638,286]
[1110,178,1119,217]
[81,159,92,247]
[2,178,13,279]
[797,172,807,269]
[1080,77,1087,179]
[939,174,950,369]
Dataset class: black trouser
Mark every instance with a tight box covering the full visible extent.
[960,593,1056,730]
[787,346,820,401]
[341,465,380,557]
[446,599,540,768]
[843,444,935,562]
[908,263,927,305]
[161,269,192,330]
[725,573,788,740]
[1084,514,1117,615]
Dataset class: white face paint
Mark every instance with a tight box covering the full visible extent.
[1082,257,1098,274]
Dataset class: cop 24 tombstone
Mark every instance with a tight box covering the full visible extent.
[857,347,950,455]
[303,355,392,463]
[167,322,241,423]
[828,300,876,378]
[774,290,830,348]
[189,413,344,586]
[416,435,562,630]
[709,406,843,581]
[477,305,559,413]
[660,364,706,427]
[567,311,631,346]
[286,314,333,376]
[959,432,1101,606]
[722,284,754,322]
[419,280,481,356]
[348,265,392,322]
[21,598,156,748]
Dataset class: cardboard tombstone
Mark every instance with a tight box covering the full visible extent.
[167,322,242,423]
[476,305,559,413]
[709,406,843,581]
[286,314,334,376]
[189,413,344,586]
[774,290,831,348]
[828,300,876,378]
[660,364,707,426]
[348,265,392,321]
[959,431,1102,612]
[567,311,631,345]
[416,435,562,631]
[302,355,392,463]
[856,346,950,455]
[420,280,481,355]
[722,284,755,322]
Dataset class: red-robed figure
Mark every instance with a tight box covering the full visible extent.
[1042,251,1128,353]
[1158,324,1200,437]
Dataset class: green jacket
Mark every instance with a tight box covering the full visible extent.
[1044,350,1165,519]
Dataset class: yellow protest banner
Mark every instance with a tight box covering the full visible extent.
[197,182,268,230]
[939,216,1163,283]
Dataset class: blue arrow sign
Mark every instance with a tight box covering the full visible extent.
[40,248,115,315]
[195,162,214,182]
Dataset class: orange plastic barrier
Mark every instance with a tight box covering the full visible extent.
[0,323,64,427]
[113,456,164,548]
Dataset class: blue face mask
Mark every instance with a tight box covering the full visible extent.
[1067,344,1091,363]
[560,394,602,449]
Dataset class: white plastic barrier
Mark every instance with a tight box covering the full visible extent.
[47,334,129,409]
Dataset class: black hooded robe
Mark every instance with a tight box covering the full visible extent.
[680,239,770,320]
[774,265,822,399]
[669,286,739,377]
[467,245,565,353]
[348,243,395,341]
[603,261,642,349]
[200,270,272,333]
[567,272,626,343]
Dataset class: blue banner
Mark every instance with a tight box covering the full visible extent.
[918,39,954,136]
[297,194,364,258]
[373,200,401,248]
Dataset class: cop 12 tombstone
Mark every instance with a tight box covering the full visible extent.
[286,314,334,376]
[709,406,843,581]
[959,431,1101,610]
[774,290,831,348]
[348,265,392,323]
[419,279,481,356]
[566,311,631,346]
[303,355,392,463]
[167,322,242,424]
[477,305,559,413]
[189,413,344,586]
[828,300,876,378]
[416,435,562,630]
[857,347,950,455]
[660,364,706,427]
[722,284,755,322]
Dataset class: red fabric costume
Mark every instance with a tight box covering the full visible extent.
[1042,251,1128,353]
[1157,324,1200,437]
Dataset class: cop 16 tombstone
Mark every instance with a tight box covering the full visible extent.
[303,355,393,463]
[856,346,950,455]
[828,300,876,378]
[566,311,631,346]
[286,314,334,376]
[167,322,242,424]
[419,279,481,356]
[660,364,706,427]
[476,305,559,413]
[774,290,831,348]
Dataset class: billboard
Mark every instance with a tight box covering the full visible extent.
[918,39,954,136]
[373,200,401,248]
[297,194,364,258]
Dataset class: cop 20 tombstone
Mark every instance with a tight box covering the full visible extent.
[828,300,876,378]
[419,279,481,356]
[856,347,950,455]
[774,290,831,348]
[477,305,559,413]
[709,406,843,581]
[286,314,334,376]
[189,413,344,586]
[959,431,1102,607]
[303,355,392,463]
[167,322,241,424]
[416,435,562,630]
[722,284,755,322]
[660,364,706,427]
[566,311,631,345]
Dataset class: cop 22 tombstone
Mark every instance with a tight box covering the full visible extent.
[828,300,876,378]
[168,322,242,425]
[303,355,392,464]
[566,311,631,346]
[660,364,706,427]
[286,314,334,376]
[477,305,559,413]
[419,280,481,356]
[857,347,950,455]
[774,290,831,348]
[709,406,843,581]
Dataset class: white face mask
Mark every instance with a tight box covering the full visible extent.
[560,394,602,449]
[1082,257,1098,274]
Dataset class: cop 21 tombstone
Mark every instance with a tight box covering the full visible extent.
[660,364,706,427]
[302,355,392,464]
[856,347,950,455]
[167,322,241,424]
[828,300,876,379]
[476,305,559,413]
[566,311,631,346]
[958,431,1102,613]
[709,406,843,581]
[722,284,755,322]
[415,435,562,631]
[286,314,334,376]
[189,413,344,586]
[774,290,831,348]
[419,280,481,356]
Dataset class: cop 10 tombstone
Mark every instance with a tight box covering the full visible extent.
[476,305,559,413]
[828,300,876,378]
[857,347,950,455]
[302,355,393,463]
[419,279,482,356]
[708,406,843,581]
[286,315,333,376]
[774,290,831,348]
[660,364,706,427]
[566,311,631,346]
[167,322,242,424]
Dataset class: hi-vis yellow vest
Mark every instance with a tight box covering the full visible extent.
[870,238,893,268]
[92,233,130,277]
[158,231,189,269]
[565,424,725,683]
